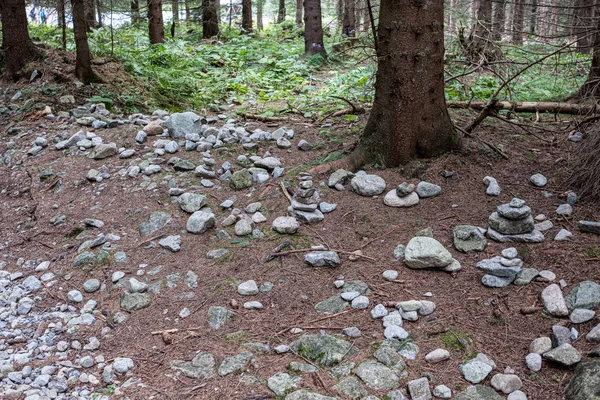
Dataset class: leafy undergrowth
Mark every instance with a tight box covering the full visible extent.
[28,22,591,115]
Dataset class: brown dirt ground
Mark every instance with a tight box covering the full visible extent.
[1,96,599,400]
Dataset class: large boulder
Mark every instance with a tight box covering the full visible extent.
[404,237,453,269]
[166,112,205,138]
[291,335,355,367]
[565,360,600,400]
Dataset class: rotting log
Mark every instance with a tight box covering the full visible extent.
[448,101,600,115]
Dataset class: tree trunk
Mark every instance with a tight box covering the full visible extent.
[202,0,219,37]
[473,0,492,40]
[57,0,67,50]
[257,0,263,30]
[529,0,537,35]
[172,0,179,25]
[337,0,344,26]
[71,0,94,84]
[575,0,594,53]
[342,0,355,37]
[241,0,252,33]
[96,0,103,27]
[296,0,303,26]
[85,0,95,31]
[304,0,327,57]
[277,0,285,23]
[215,0,220,22]
[148,0,164,44]
[580,15,600,98]
[448,0,456,37]
[511,0,525,45]
[1,0,40,80]
[357,0,454,167]
[491,0,505,41]
[184,0,190,20]
[131,0,140,23]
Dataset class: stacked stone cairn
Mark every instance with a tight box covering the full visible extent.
[383,182,420,208]
[288,173,324,224]
[194,152,216,179]
[476,247,523,287]
[487,198,544,243]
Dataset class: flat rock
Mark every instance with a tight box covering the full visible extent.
[404,237,453,269]
[570,309,595,324]
[566,280,600,309]
[333,376,367,399]
[351,174,386,196]
[487,227,544,243]
[383,190,419,208]
[490,374,522,394]
[268,372,302,396]
[120,292,152,311]
[238,280,259,295]
[178,193,207,213]
[186,210,215,233]
[578,220,600,235]
[159,235,181,252]
[291,334,355,367]
[564,360,600,400]
[285,390,338,400]
[459,360,493,384]
[541,284,569,317]
[272,216,300,234]
[355,360,400,390]
[407,377,431,400]
[416,181,441,198]
[543,343,581,366]
[139,212,171,237]
[488,212,534,235]
[454,385,503,400]
[587,324,600,342]
[218,352,253,376]
[304,251,340,267]
[315,295,348,314]
[207,306,235,330]
[170,352,215,380]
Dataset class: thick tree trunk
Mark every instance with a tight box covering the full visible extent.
[257,0,263,30]
[580,16,600,98]
[342,0,355,37]
[85,0,95,31]
[241,0,252,33]
[277,0,285,23]
[511,0,525,45]
[575,0,594,53]
[148,0,164,44]
[131,0,140,23]
[296,0,303,26]
[491,0,505,41]
[71,0,94,84]
[304,0,327,57]
[202,0,219,37]
[358,0,454,167]
[1,0,40,80]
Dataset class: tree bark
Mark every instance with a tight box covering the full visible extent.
[473,0,492,41]
[172,0,179,25]
[277,0,285,23]
[202,0,219,37]
[342,0,355,37]
[511,0,525,45]
[448,0,456,37]
[575,0,595,53]
[304,0,327,57]
[71,0,95,84]
[580,14,600,98]
[215,0,220,22]
[96,0,103,27]
[491,0,505,41]
[1,0,40,80]
[357,0,454,167]
[257,0,263,30]
[296,0,303,27]
[85,0,96,31]
[337,0,344,26]
[148,0,164,44]
[529,0,537,35]
[57,0,67,49]
[241,0,252,33]
[131,0,140,23]
[184,0,190,20]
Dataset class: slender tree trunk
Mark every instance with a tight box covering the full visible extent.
[511,0,525,45]
[215,0,220,22]
[357,0,454,167]
[277,0,285,23]
[491,0,505,41]
[448,0,456,37]
[337,0,344,26]
[148,0,164,44]
[202,0,219,37]
[580,14,600,97]
[241,0,252,33]
[57,0,67,49]
[473,0,492,40]
[1,0,40,80]
[529,0,537,35]
[342,0,356,36]
[184,0,190,20]
[85,0,95,31]
[96,0,103,27]
[71,0,94,84]
[296,0,303,26]
[304,0,327,57]
[131,0,140,23]
[172,0,178,25]
[257,0,263,30]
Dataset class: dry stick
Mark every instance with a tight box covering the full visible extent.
[238,112,298,122]
[365,0,378,52]
[279,181,292,203]
[261,240,292,264]
[463,33,597,134]
[454,124,510,160]
[266,247,376,262]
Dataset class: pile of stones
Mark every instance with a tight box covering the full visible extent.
[476,247,523,288]
[487,198,544,243]
[288,173,325,224]
[383,181,442,208]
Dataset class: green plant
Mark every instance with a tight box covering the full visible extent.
[440,330,477,360]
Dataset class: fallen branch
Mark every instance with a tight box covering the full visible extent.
[238,113,298,122]
[266,247,377,262]
[261,240,292,264]
[448,101,600,115]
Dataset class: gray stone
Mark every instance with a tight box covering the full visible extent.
[285,390,338,400]
[159,235,181,252]
[166,112,204,138]
[371,303,388,319]
[291,334,355,367]
[556,204,573,216]
[329,362,355,379]
[416,181,441,198]
[578,220,600,235]
[541,284,569,317]
[351,295,370,309]
[333,376,367,399]
[230,169,253,190]
[454,385,503,400]
[178,193,207,213]
[396,182,415,196]
[497,204,532,220]
[139,212,171,237]
[304,251,340,267]
[433,385,452,399]
[384,325,409,340]
[218,352,254,376]
[83,279,100,293]
[404,237,453,269]
[484,176,501,196]
[483,274,515,288]
[328,169,353,187]
[342,327,362,338]
[566,280,600,309]
[554,229,573,241]
[351,174,386,196]
[355,360,400,390]
[186,210,215,233]
[407,377,431,400]
[514,268,539,285]
[170,352,215,379]
[587,324,600,342]
[425,349,450,363]
[207,248,229,259]
[529,337,552,354]
[564,359,600,400]
[488,212,534,235]
[383,270,399,281]
[453,225,487,253]
[68,290,83,302]
[319,202,337,213]
[315,295,348,314]
[268,372,302,396]
[235,219,254,236]
[90,143,117,159]
[487,227,544,243]
[238,280,259,295]
[570,309,595,324]
[530,173,547,187]
[393,244,406,260]
[383,190,420,207]
[208,306,235,330]
[525,353,542,372]
[476,256,521,278]
[490,374,522,394]
[535,220,554,232]
[459,360,493,384]
[120,292,151,311]
[543,343,581,366]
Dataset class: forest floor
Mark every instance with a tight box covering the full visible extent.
[1,52,600,400]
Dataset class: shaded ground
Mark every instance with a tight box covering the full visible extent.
[1,92,599,400]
